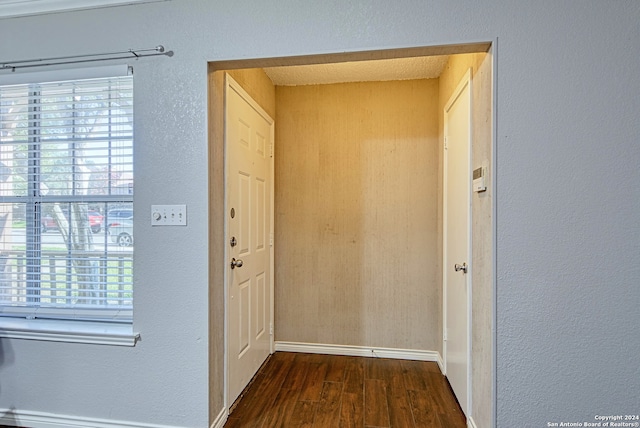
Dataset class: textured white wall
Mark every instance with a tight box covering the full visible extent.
[494,3,640,424]
[0,3,213,428]
[0,1,638,427]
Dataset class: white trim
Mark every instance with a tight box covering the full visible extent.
[467,68,475,421]
[0,408,183,428]
[0,0,167,19]
[468,416,479,428]
[269,103,275,356]
[0,318,138,346]
[274,341,444,372]
[491,40,499,428]
[467,416,478,428]
[209,408,227,428]
[222,74,230,421]
[0,64,130,85]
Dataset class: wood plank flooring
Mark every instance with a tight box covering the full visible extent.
[224,352,466,428]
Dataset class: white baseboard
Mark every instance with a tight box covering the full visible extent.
[0,408,195,428]
[468,416,478,428]
[274,341,444,372]
[210,408,227,428]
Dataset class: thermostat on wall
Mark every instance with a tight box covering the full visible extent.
[473,167,487,193]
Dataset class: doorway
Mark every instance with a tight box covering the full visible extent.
[208,43,494,425]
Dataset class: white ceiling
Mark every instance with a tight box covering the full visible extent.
[0,0,164,18]
[264,55,449,86]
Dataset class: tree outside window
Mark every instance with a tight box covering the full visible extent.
[0,74,134,322]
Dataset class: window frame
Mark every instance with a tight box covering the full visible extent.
[0,66,138,345]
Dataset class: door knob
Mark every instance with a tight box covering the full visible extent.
[454,263,468,274]
[230,258,243,269]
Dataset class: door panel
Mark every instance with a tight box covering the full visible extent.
[444,69,471,417]
[239,279,250,356]
[256,178,266,250]
[238,172,251,256]
[255,273,266,338]
[226,76,273,406]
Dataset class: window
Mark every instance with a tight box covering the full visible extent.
[0,71,134,324]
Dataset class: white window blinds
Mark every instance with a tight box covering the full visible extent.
[0,72,134,322]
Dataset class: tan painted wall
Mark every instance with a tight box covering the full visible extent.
[439,52,493,428]
[207,67,275,421]
[274,79,441,351]
[226,69,277,120]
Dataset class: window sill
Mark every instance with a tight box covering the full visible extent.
[0,318,139,346]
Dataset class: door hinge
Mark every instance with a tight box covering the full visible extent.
[444,136,448,150]
[270,142,273,158]
[270,323,273,335]
[269,233,274,247]
[443,328,448,341]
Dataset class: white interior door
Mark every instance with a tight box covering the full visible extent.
[444,69,472,417]
[225,75,274,407]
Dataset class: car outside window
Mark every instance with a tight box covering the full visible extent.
[0,73,134,323]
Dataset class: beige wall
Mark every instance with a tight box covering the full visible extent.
[439,52,493,428]
[274,79,441,350]
[207,67,275,419]
[226,69,277,120]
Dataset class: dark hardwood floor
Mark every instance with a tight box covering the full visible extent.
[224,352,467,428]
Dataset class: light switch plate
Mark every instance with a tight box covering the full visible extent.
[151,204,187,226]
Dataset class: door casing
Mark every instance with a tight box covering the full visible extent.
[211,45,495,424]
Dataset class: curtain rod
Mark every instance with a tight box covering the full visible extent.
[1,45,174,72]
